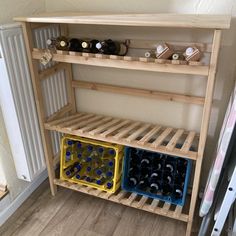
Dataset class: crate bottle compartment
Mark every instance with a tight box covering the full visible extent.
[60,135,124,193]
[122,147,192,205]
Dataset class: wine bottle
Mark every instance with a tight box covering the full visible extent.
[144,50,156,58]
[173,185,183,198]
[162,183,173,195]
[137,178,148,191]
[55,36,69,51]
[96,39,128,56]
[163,173,173,184]
[81,39,99,53]
[165,162,174,173]
[69,38,83,52]
[140,157,151,168]
[140,167,149,178]
[152,158,162,171]
[149,182,161,194]
[46,38,56,49]
[64,162,80,178]
[149,172,161,183]
[128,176,138,187]
[128,166,139,177]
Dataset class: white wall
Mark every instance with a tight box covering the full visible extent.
[46,0,236,185]
[0,0,45,209]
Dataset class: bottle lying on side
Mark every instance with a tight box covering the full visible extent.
[96,39,129,56]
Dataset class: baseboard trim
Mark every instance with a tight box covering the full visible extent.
[0,170,48,226]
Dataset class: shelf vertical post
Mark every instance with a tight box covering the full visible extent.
[60,23,77,113]
[21,22,57,196]
[186,29,222,236]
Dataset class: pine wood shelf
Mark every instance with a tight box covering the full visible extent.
[14,13,231,29]
[16,13,230,236]
[44,112,198,160]
[32,48,209,76]
[54,178,189,222]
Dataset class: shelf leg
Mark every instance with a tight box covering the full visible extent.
[21,22,57,196]
[186,29,222,236]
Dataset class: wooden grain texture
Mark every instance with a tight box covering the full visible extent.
[0,180,201,236]
[72,80,205,105]
[44,112,199,160]
[22,22,57,195]
[32,49,209,76]
[14,13,231,29]
[186,29,222,236]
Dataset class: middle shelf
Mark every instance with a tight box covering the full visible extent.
[45,112,199,160]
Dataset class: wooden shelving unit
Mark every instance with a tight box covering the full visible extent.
[15,12,231,236]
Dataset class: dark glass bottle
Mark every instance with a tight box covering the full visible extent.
[55,36,69,50]
[69,38,83,52]
[163,173,173,184]
[128,176,138,187]
[176,158,188,175]
[173,185,183,199]
[162,183,173,196]
[137,178,149,191]
[140,157,151,168]
[150,182,161,194]
[152,158,162,171]
[81,39,99,53]
[96,39,128,56]
[128,166,139,177]
[149,172,161,183]
[164,162,174,173]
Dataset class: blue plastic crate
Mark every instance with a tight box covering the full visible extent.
[122,147,192,206]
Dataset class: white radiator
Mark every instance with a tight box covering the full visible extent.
[0,23,68,182]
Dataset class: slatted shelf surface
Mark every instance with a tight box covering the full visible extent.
[54,178,189,222]
[45,112,199,160]
[32,49,209,76]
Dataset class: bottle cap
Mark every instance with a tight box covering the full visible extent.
[166,164,174,172]
[82,42,89,48]
[87,145,93,152]
[98,147,104,153]
[67,140,73,145]
[86,177,91,182]
[77,142,82,148]
[65,170,71,176]
[76,174,81,179]
[96,179,102,185]
[77,153,82,158]
[106,171,113,177]
[46,39,52,45]
[86,157,92,162]
[185,47,194,56]
[172,53,179,60]
[75,164,82,171]
[109,149,115,156]
[66,151,71,156]
[145,51,151,58]
[96,42,102,49]
[60,41,66,47]
[151,173,158,178]
[156,45,165,54]
[107,182,113,189]
[96,169,102,175]
[150,183,159,189]
[87,166,92,172]
[108,161,114,167]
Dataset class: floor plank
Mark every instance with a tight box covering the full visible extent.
[0,180,201,236]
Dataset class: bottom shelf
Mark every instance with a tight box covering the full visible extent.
[54,179,189,222]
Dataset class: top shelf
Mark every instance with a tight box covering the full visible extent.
[14,12,231,29]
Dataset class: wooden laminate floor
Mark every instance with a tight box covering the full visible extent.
[0,180,200,236]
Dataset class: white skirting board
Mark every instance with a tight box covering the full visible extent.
[0,170,48,227]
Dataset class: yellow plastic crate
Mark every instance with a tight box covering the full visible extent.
[60,135,124,193]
